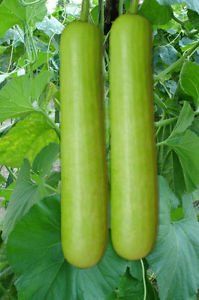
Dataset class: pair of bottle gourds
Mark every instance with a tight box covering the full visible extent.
[60,7,158,268]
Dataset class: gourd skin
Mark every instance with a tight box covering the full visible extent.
[110,14,158,260]
[60,21,108,268]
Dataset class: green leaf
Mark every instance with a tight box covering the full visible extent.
[180,61,199,107]
[0,0,47,37]
[153,45,179,73]
[0,173,6,185]
[129,261,143,281]
[170,101,195,137]
[7,195,67,300]
[0,185,15,202]
[140,0,172,25]
[0,75,34,122]
[67,247,128,300]
[156,0,199,13]
[166,130,199,191]
[31,70,53,102]
[90,5,99,25]
[188,10,199,30]
[0,71,52,122]
[115,270,144,300]
[45,171,61,189]
[0,113,58,167]
[39,82,58,109]
[116,263,159,300]
[147,177,199,300]
[32,143,59,176]
[170,206,185,221]
[36,16,64,37]
[0,2,23,37]
[7,196,130,300]
[172,151,186,197]
[190,117,199,136]
[120,275,159,300]
[2,160,49,241]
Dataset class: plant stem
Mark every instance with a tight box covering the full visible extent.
[80,0,90,22]
[44,184,59,194]
[156,140,167,147]
[99,0,104,33]
[155,40,199,82]
[172,14,184,26]
[5,167,17,181]
[47,33,55,70]
[6,42,14,73]
[119,0,124,15]
[155,117,177,128]
[154,56,184,82]
[154,94,168,112]
[129,0,139,14]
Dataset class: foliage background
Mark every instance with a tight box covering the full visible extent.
[0,0,199,299]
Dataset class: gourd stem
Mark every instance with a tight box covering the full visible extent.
[129,0,139,14]
[80,0,90,22]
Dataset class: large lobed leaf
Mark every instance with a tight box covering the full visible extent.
[0,71,52,123]
[7,176,199,300]
[147,177,199,300]
[7,196,130,300]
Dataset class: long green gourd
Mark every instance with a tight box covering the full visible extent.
[60,0,108,268]
[110,4,158,260]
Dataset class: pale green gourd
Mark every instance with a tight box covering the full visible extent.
[110,14,158,260]
[60,20,108,268]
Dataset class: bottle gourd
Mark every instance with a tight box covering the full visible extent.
[110,13,158,260]
[60,0,107,268]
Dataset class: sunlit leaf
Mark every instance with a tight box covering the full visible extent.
[0,113,58,167]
